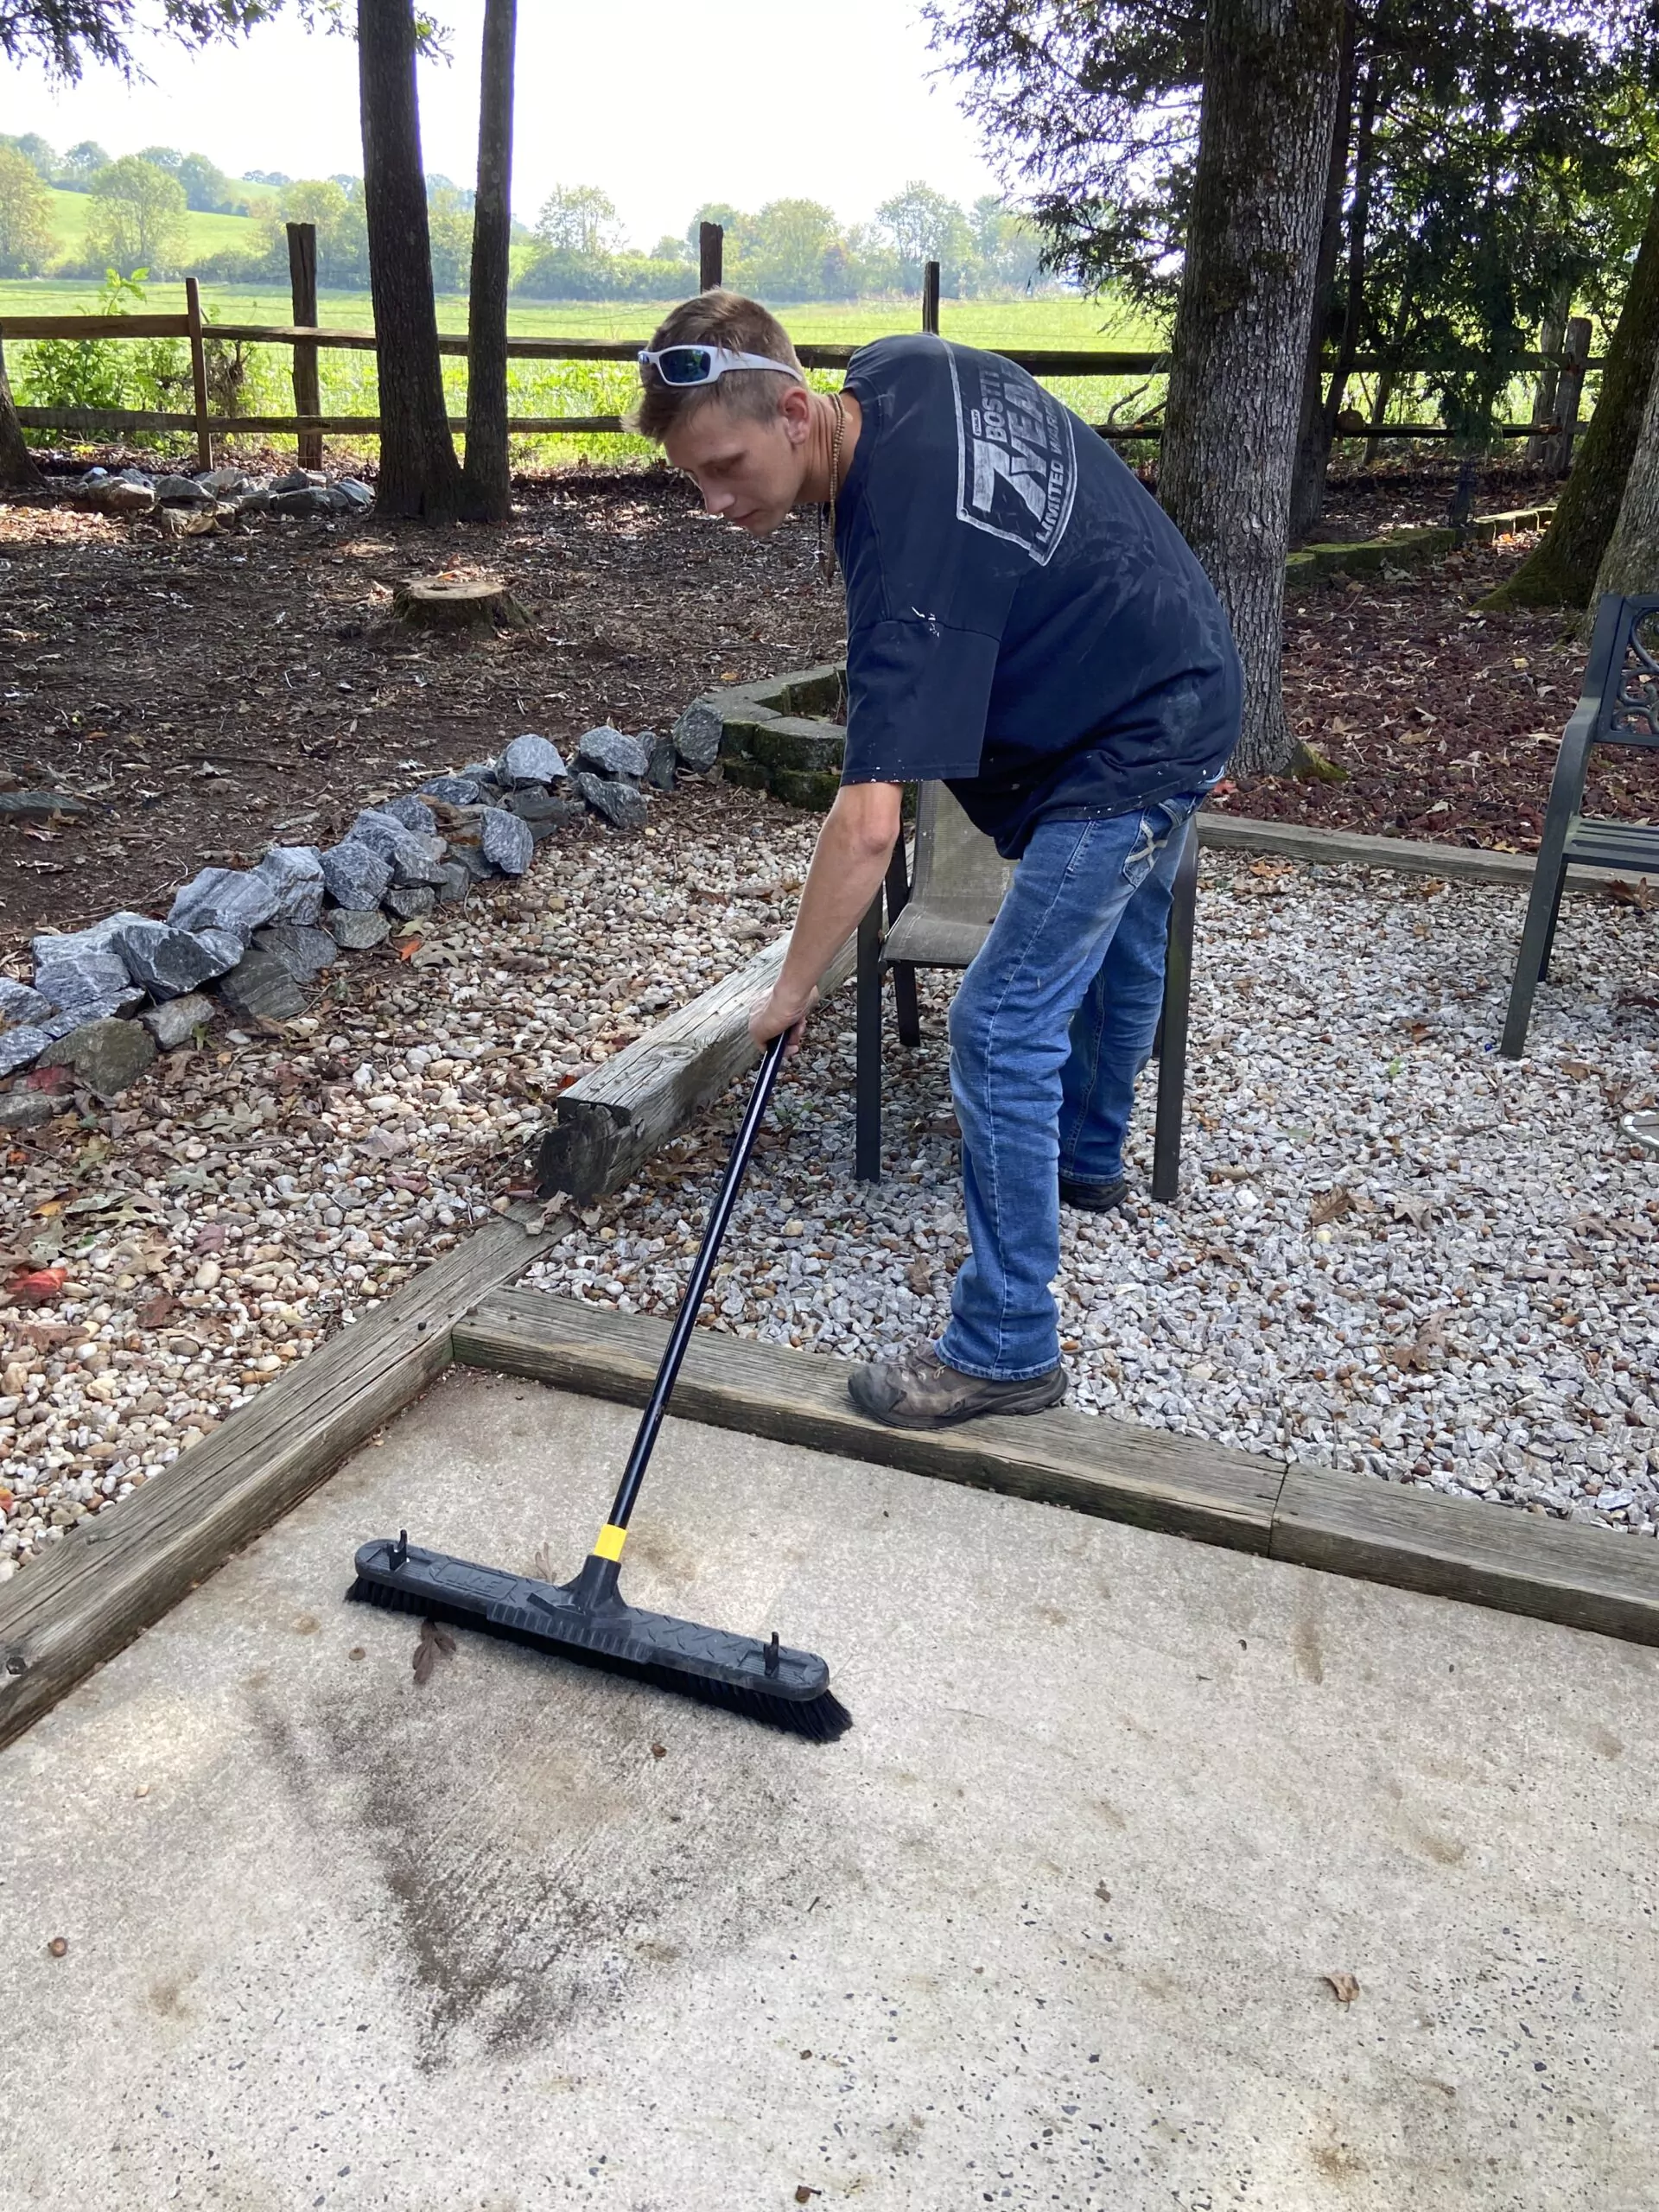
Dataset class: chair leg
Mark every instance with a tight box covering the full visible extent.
[1501,855,1567,1057]
[1537,864,1568,982]
[855,889,884,1181]
[882,842,923,1047]
[1152,824,1198,1203]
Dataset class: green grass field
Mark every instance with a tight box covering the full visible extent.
[36,188,272,263]
[0,278,1173,466]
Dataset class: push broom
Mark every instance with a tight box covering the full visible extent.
[346,1032,852,1742]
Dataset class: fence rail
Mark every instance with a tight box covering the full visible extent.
[0,228,1604,467]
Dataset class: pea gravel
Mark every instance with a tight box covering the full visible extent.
[522,855,1659,1536]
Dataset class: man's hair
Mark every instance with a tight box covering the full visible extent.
[632,289,803,442]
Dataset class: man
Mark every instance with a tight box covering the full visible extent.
[636,291,1241,1432]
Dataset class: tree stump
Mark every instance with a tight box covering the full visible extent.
[392,575,529,632]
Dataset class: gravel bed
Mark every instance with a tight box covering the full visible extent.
[0,787,820,1580]
[523,856,1659,1535]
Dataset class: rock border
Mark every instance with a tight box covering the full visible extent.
[0,720,686,1111]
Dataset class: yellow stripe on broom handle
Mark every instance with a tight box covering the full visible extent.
[593,1523,627,1561]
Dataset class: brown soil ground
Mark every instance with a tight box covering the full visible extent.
[0,457,1643,965]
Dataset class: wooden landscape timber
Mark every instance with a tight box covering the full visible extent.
[535,927,858,1205]
[0,1209,558,1754]
[454,1293,1659,1649]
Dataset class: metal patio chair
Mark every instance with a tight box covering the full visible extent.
[1502,592,1659,1057]
[855,781,1198,1199]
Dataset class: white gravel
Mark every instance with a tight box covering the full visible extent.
[0,789,820,1579]
[523,854,1659,1535]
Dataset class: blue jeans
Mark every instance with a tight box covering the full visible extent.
[938,798,1201,1381]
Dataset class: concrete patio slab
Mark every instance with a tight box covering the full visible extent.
[3,1366,1655,2212]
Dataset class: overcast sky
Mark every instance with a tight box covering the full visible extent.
[0,0,1005,243]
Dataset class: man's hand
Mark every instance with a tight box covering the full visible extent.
[750,982,818,1054]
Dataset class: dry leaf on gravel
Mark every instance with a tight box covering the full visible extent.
[1389,1194,1441,1229]
[1389,1315,1448,1371]
[1310,1188,1356,1226]
[411,1618,458,1686]
[1325,1972,1360,2005]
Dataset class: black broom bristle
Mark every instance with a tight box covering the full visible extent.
[347,1574,854,1742]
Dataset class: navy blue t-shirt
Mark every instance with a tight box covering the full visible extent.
[836,335,1243,858]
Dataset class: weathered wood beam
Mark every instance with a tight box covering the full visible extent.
[0,1211,557,1752]
[536,931,857,1205]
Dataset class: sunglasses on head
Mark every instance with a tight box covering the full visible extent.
[638,343,805,389]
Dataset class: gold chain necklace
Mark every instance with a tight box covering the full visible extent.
[816,389,845,585]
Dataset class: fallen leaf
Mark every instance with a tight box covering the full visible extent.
[9,1267,67,1305]
[397,937,422,961]
[1389,1194,1441,1230]
[1310,1188,1355,1227]
[1095,1882,1111,1904]
[1325,1972,1360,2005]
[412,1636,437,1687]
[1389,1313,1448,1371]
[194,1222,229,1254]
[137,1291,179,1329]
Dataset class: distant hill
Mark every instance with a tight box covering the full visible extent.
[40,184,272,268]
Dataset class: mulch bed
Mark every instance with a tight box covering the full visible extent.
[0,459,843,958]
[1217,540,1659,854]
[0,456,1644,965]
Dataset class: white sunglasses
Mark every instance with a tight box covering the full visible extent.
[639,343,804,389]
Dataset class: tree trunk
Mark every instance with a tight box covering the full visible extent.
[1483,186,1659,611]
[1160,0,1346,777]
[1288,0,1358,545]
[1586,354,1659,616]
[358,0,465,523]
[0,336,45,493]
[460,0,515,524]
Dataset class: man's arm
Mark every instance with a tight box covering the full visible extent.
[750,780,903,1047]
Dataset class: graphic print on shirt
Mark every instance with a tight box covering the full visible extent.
[947,347,1078,567]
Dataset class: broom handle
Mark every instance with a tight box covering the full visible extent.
[604,1030,790,1531]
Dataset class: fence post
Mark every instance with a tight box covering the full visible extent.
[698,222,723,292]
[921,261,940,335]
[1526,296,1568,465]
[286,221,323,471]
[183,278,213,471]
[1545,316,1592,479]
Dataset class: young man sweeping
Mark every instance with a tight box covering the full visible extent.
[636,292,1242,1433]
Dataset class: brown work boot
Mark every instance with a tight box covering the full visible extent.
[848,1343,1066,1430]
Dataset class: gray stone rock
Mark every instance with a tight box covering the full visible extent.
[0,1088,53,1130]
[672,697,724,772]
[0,1027,49,1077]
[218,947,306,1022]
[421,773,484,807]
[32,912,152,1021]
[505,788,582,841]
[110,918,236,1000]
[645,731,677,792]
[347,809,448,887]
[497,733,568,788]
[433,861,472,904]
[270,486,337,517]
[385,885,435,919]
[460,760,504,787]
[197,467,253,499]
[318,840,391,912]
[378,794,438,836]
[251,923,338,982]
[270,469,326,493]
[38,1018,156,1096]
[256,844,326,925]
[325,907,391,950]
[153,473,213,505]
[336,478,374,510]
[575,725,651,780]
[141,992,214,1050]
[480,806,535,875]
[0,977,53,1027]
[575,771,648,830]
[230,485,271,514]
[167,866,281,944]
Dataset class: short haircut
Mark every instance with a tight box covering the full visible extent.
[632,289,803,442]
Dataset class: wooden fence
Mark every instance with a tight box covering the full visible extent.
[0,224,1604,467]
